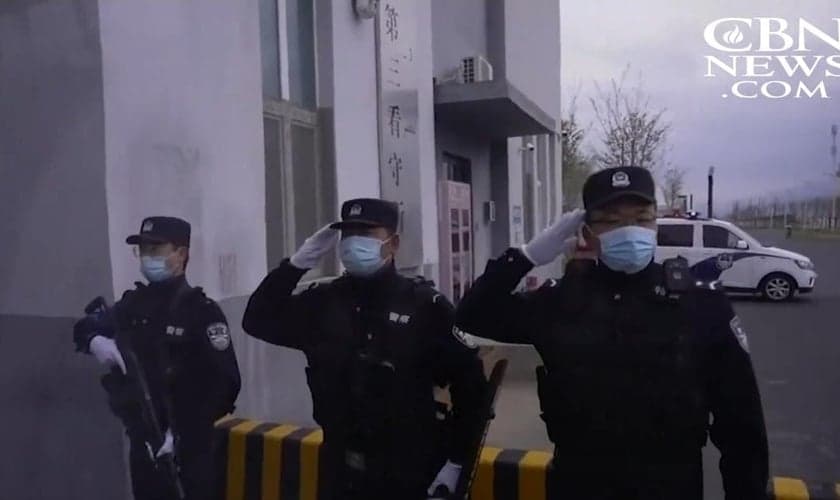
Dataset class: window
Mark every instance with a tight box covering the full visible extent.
[657,224,694,247]
[703,225,742,249]
[286,0,316,109]
[259,0,281,99]
[444,153,471,184]
[260,1,331,275]
[291,123,318,247]
[259,0,316,106]
[264,117,286,265]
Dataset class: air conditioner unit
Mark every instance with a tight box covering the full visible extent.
[459,55,493,83]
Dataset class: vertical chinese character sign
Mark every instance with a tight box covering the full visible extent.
[377,0,421,268]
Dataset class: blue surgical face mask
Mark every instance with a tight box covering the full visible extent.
[140,256,175,282]
[597,226,657,274]
[340,235,391,277]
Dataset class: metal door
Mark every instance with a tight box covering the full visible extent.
[438,180,473,304]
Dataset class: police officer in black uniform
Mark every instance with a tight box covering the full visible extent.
[455,167,769,500]
[73,216,241,500]
[242,198,486,500]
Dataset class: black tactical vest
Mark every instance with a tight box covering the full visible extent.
[535,265,709,457]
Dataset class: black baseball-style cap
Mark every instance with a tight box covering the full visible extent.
[583,166,657,211]
[126,216,191,247]
[329,198,400,232]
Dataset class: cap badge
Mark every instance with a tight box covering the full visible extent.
[142,220,154,232]
[349,204,362,216]
[611,171,631,188]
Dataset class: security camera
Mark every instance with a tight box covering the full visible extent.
[519,142,535,152]
[354,0,378,19]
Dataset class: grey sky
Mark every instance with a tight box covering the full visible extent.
[561,0,840,212]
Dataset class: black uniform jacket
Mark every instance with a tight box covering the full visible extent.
[454,249,769,500]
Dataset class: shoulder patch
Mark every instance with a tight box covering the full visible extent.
[206,322,231,351]
[729,316,749,353]
[452,325,478,349]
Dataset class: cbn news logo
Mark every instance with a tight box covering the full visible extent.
[703,18,840,99]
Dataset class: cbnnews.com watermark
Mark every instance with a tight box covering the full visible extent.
[704,18,840,99]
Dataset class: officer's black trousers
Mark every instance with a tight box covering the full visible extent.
[548,453,704,500]
[318,442,429,500]
[128,435,222,500]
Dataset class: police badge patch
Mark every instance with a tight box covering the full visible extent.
[729,316,749,353]
[611,171,631,188]
[452,326,478,349]
[206,323,231,351]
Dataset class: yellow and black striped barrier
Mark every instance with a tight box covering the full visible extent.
[215,417,840,500]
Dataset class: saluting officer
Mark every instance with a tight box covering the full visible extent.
[455,167,769,500]
[243,198,486,500]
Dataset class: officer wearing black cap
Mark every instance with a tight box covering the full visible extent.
[243,198,486,500]
[455,167,769,499]
[73,216,241,500]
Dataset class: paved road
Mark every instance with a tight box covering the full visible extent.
[483,229,840,499]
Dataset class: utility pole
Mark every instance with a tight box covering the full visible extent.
[707,166,715,219]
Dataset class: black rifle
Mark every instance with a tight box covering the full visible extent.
[85,296,186,500]
[433,358,508,500]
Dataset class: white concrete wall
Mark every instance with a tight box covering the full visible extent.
[325,0,380,203]
[504,0,562,124]
[416,0,441,275]
[431,0,488,79]
[98,0,267,302]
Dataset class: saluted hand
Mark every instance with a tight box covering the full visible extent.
[521,209,586,266]
[289,224,340,270]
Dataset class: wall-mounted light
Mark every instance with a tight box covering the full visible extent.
[354,0,378,19]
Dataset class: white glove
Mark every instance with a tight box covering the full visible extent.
[155,428,175,458]
[521,209,586,266]
[289,224,340,270]
[89,335,127,374]
[427,460,462,498]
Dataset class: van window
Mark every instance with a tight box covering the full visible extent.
[703,225,741,249]
[657,224,694,247]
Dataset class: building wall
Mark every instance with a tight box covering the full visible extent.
[416,0,441,276]
[431,0,488,80]
[98,0,267,303]
[0,2,126,499]
[504,0,562,124]
[0,0,112,318]
[320,0,381,204]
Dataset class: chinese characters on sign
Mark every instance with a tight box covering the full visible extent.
[378,0,421,267]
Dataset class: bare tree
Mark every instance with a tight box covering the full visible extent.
[661,166,687,209]
[590,65,669,171]
[561,94,594,210]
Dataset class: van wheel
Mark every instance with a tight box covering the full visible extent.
[760,273,795,302]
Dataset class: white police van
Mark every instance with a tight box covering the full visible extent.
[655,216,817,301]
